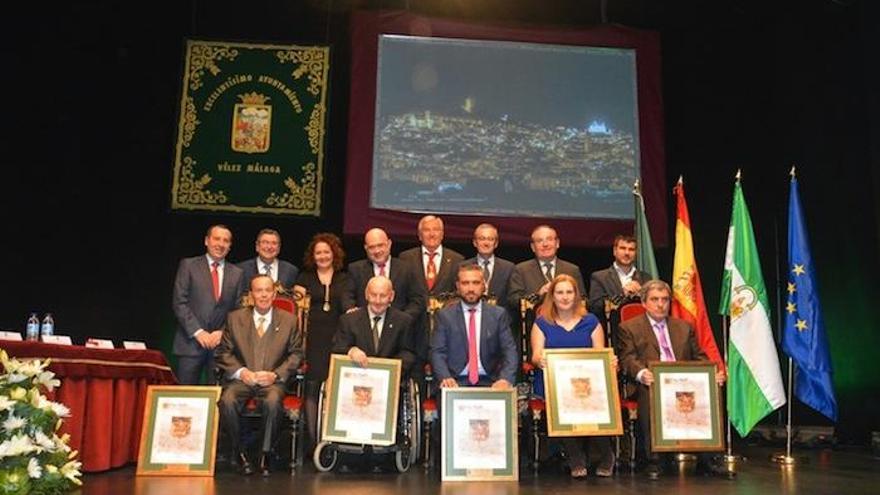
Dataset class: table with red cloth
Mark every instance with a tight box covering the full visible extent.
[1,341,177,472]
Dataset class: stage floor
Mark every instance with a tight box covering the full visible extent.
[78,445,877,495]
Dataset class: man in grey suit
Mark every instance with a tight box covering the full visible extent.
[333,276,417,374]
[460,223,515,305]
[588,234,652,325]
[507,225,586,309]
[216,274,303,476]
[237,228,299,291]
[431,265,518,389]
[618,280,731,480]
[172,225,244,385]
[399,215,464,297]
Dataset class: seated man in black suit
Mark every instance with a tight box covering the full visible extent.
[431,265,518,389]
[333,276,417,374]
[618,280,732,480]
[216,274,303,476]
[237,228,299,291]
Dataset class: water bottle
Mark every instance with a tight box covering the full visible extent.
[40,313,55,338]
[26,313,40,341]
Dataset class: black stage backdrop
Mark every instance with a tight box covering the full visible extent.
[2,0,878,443]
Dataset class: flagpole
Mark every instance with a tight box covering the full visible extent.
[722,170,744,465]
[772,166,798,466]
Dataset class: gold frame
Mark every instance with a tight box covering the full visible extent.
[543,348,623,437]
[136,385,221,476]
[648,361,725,452]
[321,354,402,446]
[440,388,518,481]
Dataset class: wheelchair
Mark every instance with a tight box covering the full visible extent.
[312,374,421,473]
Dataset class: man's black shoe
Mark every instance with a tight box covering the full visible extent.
[259,453,271,477]
[237,452,254,476]
[696,461,736,479]
[645,463,662,480]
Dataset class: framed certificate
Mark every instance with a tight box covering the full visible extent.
[321,354,402,446]
[543,348,623,437]
[441,388,518,481]
[136,385,222,476]
[648,361,724,452]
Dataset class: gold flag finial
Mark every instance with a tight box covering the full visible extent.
[735,169,742,182]
[677,175,683,185]
[632,179,640,194]
[790,165,797,180]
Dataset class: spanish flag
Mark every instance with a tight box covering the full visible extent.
[671,177,723,366]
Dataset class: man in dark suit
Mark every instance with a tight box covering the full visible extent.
[460,223,515,305]
[399,215,464,297]
[172,225,245,385]
[507,225,586,310]
[216,274,303,476]
[333,276,417,374]
[431,265,518,389]
[618,280,732,480]
[588,234,652,329]
[237,228,299,291]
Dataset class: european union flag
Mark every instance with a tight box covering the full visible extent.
[783,172,838,421]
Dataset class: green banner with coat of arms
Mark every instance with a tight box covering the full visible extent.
[171,39,329,216]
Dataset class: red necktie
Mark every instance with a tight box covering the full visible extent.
[211,261,220,301]
[467,307,479,385]
[377,262,386,277]
[426,252,437,291]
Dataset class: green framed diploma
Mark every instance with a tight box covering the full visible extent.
[441,388,518,481]
[136,385,221,476]
[648,361,724,452]
[543,348,623,437]
[321,354,402,446]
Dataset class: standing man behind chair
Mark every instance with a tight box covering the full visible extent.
[617,280,732,480]
[216,274,303,476]
[588,234,651,325]
[508,225,586,309]
[172,224,244,385]
[333,276,417,374]
[431,265,518,389]
[461,223,514,306]
[237,228,299,291]
[399,215,464,297]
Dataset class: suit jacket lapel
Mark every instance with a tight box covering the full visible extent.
[241,309,257,363]
[378,313,396,355]
[606,266,624,295]
[642,315,661,358]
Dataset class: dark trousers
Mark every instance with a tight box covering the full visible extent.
[561,436,614,470]
[176,351,216,385]
[219,381,286,453]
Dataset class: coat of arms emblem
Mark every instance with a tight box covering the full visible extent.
[231,92,272,153]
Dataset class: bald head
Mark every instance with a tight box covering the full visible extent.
[365,276,395,315]
[364,228,392,264]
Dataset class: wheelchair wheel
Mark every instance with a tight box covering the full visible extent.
[313,441,337,472]
[408,379,421,465]
[394,444,412,473]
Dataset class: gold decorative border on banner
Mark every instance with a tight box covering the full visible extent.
[171,40,329,216]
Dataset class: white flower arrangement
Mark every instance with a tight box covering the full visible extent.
[0,349,81,494]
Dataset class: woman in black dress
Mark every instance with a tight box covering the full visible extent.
[294,233,356,453]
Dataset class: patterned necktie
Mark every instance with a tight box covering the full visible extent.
[654,321,675,361]
[426,252,438,291]
[481,258,491,284]
[377,262,386,277]
[263,263,273,279]
[467,308,479,385]
[371,315,382,352]
[211,261,221,301]
[256,316,266,338]
[543,261,554,282]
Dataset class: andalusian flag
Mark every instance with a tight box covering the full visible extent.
[633,180,659,279]
[671,177,723,365]
[719,173,786,436]
[783,169,837,421]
